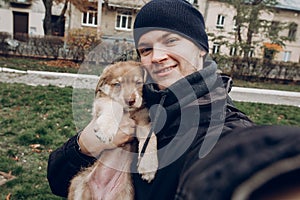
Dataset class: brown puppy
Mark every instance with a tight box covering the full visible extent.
[68,61,158,200]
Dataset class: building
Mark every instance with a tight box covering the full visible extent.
[0,0,65,37]
[0,0,299,62]
[198,0,300,62]
[68,0,151,42]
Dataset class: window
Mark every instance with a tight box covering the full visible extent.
[245,47,254,58]
[212,43,220,54]
[232,19,237,31]
[216,14,225,29]
[82,11,97,27]
[283,51,291,62]
[115,11,133,31]
[288,22,297,41]
[229,46,237,56]
[271,21,280,29]
[269,21,280,37]
[248,49,254,57]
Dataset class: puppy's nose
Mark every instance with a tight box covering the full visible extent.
[126,98,136,106]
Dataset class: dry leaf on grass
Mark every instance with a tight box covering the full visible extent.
[0,171,16,186]
[6,193,11,200]
[40,60,79,69]
[30,144,43,153]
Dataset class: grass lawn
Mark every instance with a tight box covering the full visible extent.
[0,82,300,199]
[0,83,74,200]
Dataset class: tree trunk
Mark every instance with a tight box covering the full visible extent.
[56,0,68,28]
[244,2,260,60]
[42,0,53,35]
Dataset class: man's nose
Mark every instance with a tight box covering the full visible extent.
[152,47,168,63]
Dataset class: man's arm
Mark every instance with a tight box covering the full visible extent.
[47,114,136,197]
[47,134,96,197]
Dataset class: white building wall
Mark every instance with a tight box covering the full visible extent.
[0,8,13,35]
[29,12,45,35]
[69,5,82,29]
[30,0,45,13]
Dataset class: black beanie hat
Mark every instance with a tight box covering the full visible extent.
[134,0,209,52]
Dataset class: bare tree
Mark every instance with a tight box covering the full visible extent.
[42,0,97,35]
[214,0,286,60]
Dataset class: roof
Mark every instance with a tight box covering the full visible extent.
[276,0,300,12]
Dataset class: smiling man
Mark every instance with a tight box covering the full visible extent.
[47,0,255,199]
[137,31,206,89]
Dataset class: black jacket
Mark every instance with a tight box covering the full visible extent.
[47,59,254,199]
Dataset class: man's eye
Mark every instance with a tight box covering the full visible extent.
[165,37,178,45]
[139,47,152,56]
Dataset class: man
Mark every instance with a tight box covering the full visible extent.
[47,0,254,199]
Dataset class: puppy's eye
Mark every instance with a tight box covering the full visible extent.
[136,81,143,86]
[113,82,121,88]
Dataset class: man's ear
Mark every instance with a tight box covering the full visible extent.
[200,50,207,57]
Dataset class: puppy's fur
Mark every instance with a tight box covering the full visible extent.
[68,61,158,200]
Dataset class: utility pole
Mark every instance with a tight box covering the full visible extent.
[64,1,71,50]
[97,0,102,38]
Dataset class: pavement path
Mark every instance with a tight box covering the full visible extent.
[1,67,300,107]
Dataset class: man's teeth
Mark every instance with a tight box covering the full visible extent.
[159,67,172,73]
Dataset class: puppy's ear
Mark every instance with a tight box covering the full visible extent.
[95,77,112,97]
[98,84,111,96]
[95,68,109,96]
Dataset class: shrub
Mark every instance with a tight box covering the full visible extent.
[66,28,102,61]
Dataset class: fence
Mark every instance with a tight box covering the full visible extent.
[213,55,300,83]
[0,32,137,64]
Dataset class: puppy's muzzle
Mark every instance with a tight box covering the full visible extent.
[125,92,142,109]
[125,96,136,107]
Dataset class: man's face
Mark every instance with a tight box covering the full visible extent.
[137,30,206,89]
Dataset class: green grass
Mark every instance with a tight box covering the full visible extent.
[0,82,300,199]
[0,83,76,200]
[234,101,300,126]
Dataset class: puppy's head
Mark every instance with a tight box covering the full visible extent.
[95,61,147,111]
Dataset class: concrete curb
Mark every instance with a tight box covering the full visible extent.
[0,67,99,80]
[232,87,300,98]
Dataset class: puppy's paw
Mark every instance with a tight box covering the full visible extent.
[140,170,156,183]
[137,155,158,182]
